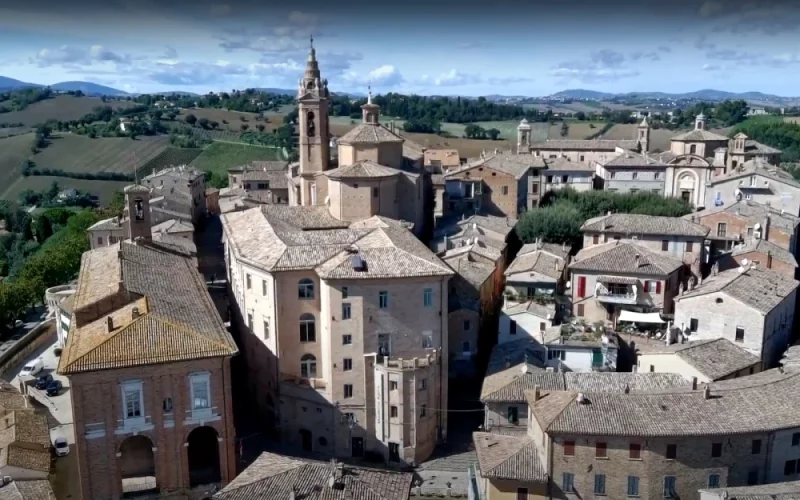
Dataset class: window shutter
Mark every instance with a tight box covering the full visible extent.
[656,281,662,294]
[578,277,586,298]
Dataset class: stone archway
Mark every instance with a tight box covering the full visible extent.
[119,435,157,496]
[187,426,221,487]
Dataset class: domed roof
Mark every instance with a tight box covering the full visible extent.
[518,118,531,130]
[124,184,150,194]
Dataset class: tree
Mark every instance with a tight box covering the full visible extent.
[198,118,210,129]
[241,124,249,131]
[488,128,501,140]
[560,122,570,137]
[576,111,586,121]
[33,215,53,242]
[256,123,265,132]
[516,202,584,246]
[185,114,198,125]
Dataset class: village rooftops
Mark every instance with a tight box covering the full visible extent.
[529,139,639,151]
[687,200,800,233]
[0,480,55,500]
[526,365,800,437]
[222,205,452,279]
[151,218,194,235]
[698,480,800,500]
[424,149,460,168]
[228,161,288,173]
[213,452,413,500]
[570,241,685,275]
[443,254,495,288]
[324,160,401,179]
[602,149,668,167]
[472,432,548,484]
[86,216,122,232]
[457,214,518,238]
[143,165,204,182]
[444,153,541,179]
[707,158,800,188]
[0,410,51,474]
[645,338,761,381]
[542,156,594,172]
[741,139,782,155]
[59,240,237,374]
[505,242,569,281]
[582,213,710,237]
[732,238,798,267]
[337,122,404,144]
[670,128,730,142]
[676,265,799,315]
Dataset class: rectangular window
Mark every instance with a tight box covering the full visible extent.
[708,474,720,489]
[342,287,349,299]
[686,241,694,252]
[793,432,800,446]
[689,318,698,332]
[246,274,252,290]
[747,469,758,485]
[342,334,352,345]
[593,234,599,244]
[390,380,398,391]
[122,383,143,419]
[422,333,433,348]
[596,442,607,458]
[507,406,519,424]
[661,240,669,251]
[547,175,553,183]
[421,404,427,417]
[378,334,391,355]
[629,443,641,459]
[390,406,398,418]
[262,280,267,296]
[423,288,433,307]
[516,488,528,500]
[663,476,676,498]
[540,322,547,332]
[247,313,253,331]
[562,473,575,493]
[577,276,586,298]
[263,319,270,339]
[510,320,517,334]
[373,187,379,197]
[379,291,389,308]
[594,474,606,495]
[785,459,797,476]
[577,304,585,317]
[502,186,509,195]
[343,384,353,398]
[343,358,352,371]
[711,442,722,458]
[97,237,104,245]
[562,175,569,183]
[644,280,651,293]
[736,326,745,342]
[717,222,727,238]
[463,320,471,331]
[666,444,677,459]
[627,476,640,497]
[191,376,210,410]
[564,441,575,456]
[300,317,315,342]
[580,155,585,162]
[419,378,427,390]
[656,281,662,294]
[752,439,762,454]
[342,303,351,320]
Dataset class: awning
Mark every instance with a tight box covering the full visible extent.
[597,275,639,285]
[618,310,665,324]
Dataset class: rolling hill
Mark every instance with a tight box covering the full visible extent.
[0,76,36,91]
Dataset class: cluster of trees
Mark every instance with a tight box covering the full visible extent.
[21,164,133,182]
[240,124,294,149]
[0,122,24,128]
[516,188,693,246]
[403,119,441,134]
[731,117,800,164]
[464,124,502,140]
[0,209,99,332]
[0,87,53,113]
[18,181,95,208]
[132,89,294,114]
[0,202,76,277]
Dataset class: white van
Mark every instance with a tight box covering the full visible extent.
[20,358,44,377]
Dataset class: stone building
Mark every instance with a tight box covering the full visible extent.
[475,364,800,500]
[705,159,800,216]
[595,148,668,194]
[569,241,684,325]
[724,238,798,275]
[424,149,461,169]
[0,383,51,482]
[636,338,762,382]
[221,205,453,465]
[226,161,290,205]
[699,480,800,500]
[539,157,595,194]
[58,233,238,499]
[673,264,798,367]
[213,452,413,500]
[142,165,207,225]
[581,213,709,278]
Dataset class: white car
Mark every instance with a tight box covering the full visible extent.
[53,437,69,457]
[20,358,44,377]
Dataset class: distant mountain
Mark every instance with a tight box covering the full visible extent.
[49,81,129,96]
[548,88,791,102]
[0,76,39,91]
[550,89,616,100]
[254,87,296,96]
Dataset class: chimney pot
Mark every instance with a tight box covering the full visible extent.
[703,385,711,400]
[692,377,698,390]
[533,385,541,402]
[106,316,114,332]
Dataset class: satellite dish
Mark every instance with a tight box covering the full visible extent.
[742,258,749,266]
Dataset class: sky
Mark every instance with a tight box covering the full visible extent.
[1,0,800,96]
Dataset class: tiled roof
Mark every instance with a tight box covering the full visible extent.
[647,338,761,380]
[732,238,798,267]
[240,170,290,189]
[223,206,452,279]
[0,410,51,473]
[214,452,413,500]
[505,246,567,281]
[151,218,194,235]
[530,139,639,151]
[688,200,800,233]
[444,153,541,180]
[87,217,122,231]
[59,240,237,374]
[707,158,800,188]
[443,254,494,287]
[229,161,288,173]
[744,139,782,155]
[518,242,570,260]
[503,299,555,320]
[338,123,404,144]
[570,241,684,275]
[458,214,518,238]
[152,233,197,255]
[603,150,668,167]
[481,361,688,403]
[424,149,460,167]
[143,165,204,181]
[529,366,800,437]
[0,481,55,500]
[324,160,401,179]
[472,432,547,483]
[671,128,730,141]
[441,239,503,263]
[543,157,594,172]
[677,266,798,314]
[261,205,351,230]
[348,215,415,231]
[699,480,800,500]
[582,213,709,237]
[400,135,425,161]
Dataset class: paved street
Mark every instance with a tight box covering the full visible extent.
[0,305,49,357]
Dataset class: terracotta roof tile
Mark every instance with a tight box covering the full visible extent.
[472,432,548,483]
[570,242,684,275]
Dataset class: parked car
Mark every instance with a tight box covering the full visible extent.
[45,380,62,397]
[20,358,44,377]
[34,373,53,390]
[53,437,69,457]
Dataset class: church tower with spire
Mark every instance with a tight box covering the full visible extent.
[296,35,330,206]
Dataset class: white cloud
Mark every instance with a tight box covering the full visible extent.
[430,69,481,86]
[288,11,319,25]
[699,1,725,17]
[31,44,132,67]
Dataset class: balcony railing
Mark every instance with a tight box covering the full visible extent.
[183,406,221,425]
[280,373,328,390]
[115,415,154,435]
[595,290,638,304]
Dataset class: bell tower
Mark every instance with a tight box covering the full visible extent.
[637,116,650,153]
[297,35,330,206]
[123,184,152,241]
[517,118,531,154]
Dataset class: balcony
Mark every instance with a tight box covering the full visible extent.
[595,290,638,305]
[183,406,221,426]
[280,373,327,390]
[114,415,154,435]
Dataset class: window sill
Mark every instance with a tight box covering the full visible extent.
[183,407,221,426]
[595,456,610,460]
[114,416,154,435]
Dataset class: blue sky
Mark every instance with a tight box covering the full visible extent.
[1,0,800,96]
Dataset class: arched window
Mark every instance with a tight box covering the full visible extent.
[298,279,314,299]
[307,111,316,137]
[300,354,317,378]
[689,144,697,155]
[300,314,316,342]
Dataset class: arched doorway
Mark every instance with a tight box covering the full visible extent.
[119,435,157,496]
[188,426,221,487]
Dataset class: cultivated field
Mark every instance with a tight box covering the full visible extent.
[0,133,36,199]
[189,141,283,178]
[177,107,287,132]
[0,96,135,126]
[546,122,607,140]
[137,147,203,177]
[784,117,800,124]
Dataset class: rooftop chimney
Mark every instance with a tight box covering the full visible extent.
[106,316,114,333]
[623,384,630,394]
[504,356,511,369]
[289,486,297,500]
[132,307,140,320]
[767,251,773,269]
[533,385,541,402]
[692,377,698,390]
[703,385,711,400]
